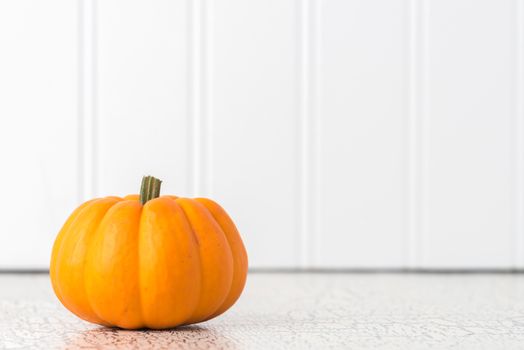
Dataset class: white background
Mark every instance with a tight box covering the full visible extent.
[0,0,522,270]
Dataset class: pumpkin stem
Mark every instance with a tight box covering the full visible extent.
[139,176,162,205]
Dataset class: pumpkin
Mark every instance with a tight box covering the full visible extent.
[50,176,248,329]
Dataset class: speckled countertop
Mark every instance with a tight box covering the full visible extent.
[1,272,524,349]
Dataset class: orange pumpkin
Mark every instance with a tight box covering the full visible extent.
[50,176,248,329]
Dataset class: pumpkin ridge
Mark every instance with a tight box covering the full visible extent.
[137,197,202,328]
[50,199,98,310]
[54,197,119,325]
[174,197,204,325]
[85,199,145,328]
[81,197,123,325]
[196,202,235,319]
[195,198,246,320]
[137,201,151,328]
[135,200,145,329]
[176,198,234,323]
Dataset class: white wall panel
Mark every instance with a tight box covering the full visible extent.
[0,0,78,269]
[96,0,190,197]
[315,0,407,267]
[0,0,521,270]
[421,0,514,268]
[210,0,299,267]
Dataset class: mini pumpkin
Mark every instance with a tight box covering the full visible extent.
[50,176,248,329]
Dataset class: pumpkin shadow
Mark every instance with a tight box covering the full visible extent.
[62,324,238,349]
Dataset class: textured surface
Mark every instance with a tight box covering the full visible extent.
[1,273,524,349]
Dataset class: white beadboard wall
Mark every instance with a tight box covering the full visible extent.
[0,0,522,270]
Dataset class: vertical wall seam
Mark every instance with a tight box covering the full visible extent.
[77,0,84,203]
[420,0,431,268]
[407,0,429,269]
[205,0,213,197]
[407,0,420,269]
[92,0,98,198]
[186,0,195,195]
[189,0,205,196]
[79,0,97,201]
[514,0,524,268]
[298,0,310,268]
[189,0,210,197]
[298,0,320,268]
[312,0,322,269]
[191,0,201,196]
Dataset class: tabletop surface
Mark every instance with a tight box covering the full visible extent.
[1,272,524,349]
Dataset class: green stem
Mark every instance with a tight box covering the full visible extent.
[139,175,162,205]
